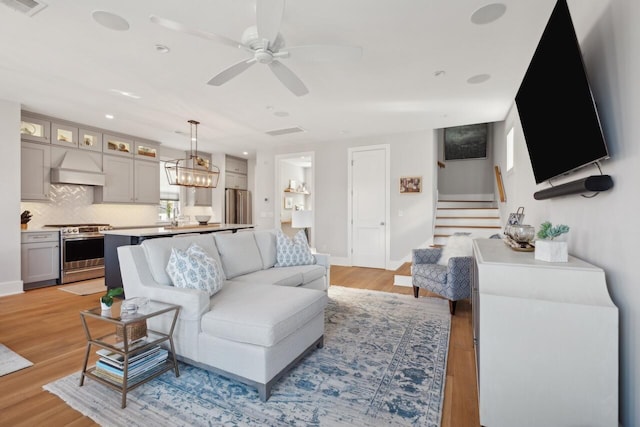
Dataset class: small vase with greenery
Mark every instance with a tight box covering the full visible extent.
[100,287,124,309]
[536,221,570,240]
[535,221,570,262]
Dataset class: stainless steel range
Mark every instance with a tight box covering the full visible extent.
[44,224,113,284]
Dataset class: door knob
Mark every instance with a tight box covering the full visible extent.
[380,222,385,226]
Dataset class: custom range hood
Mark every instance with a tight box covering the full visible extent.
[50,149,105,186]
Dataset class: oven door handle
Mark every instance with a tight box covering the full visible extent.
[63,236,104,241]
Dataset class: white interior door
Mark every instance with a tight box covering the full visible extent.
[350,146,389,268]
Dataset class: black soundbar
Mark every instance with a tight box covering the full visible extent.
[534,175,614,200]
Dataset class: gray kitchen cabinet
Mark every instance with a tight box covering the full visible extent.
[226,171,248,190]
[94,155,134,203]
[103,134,134,157]
[21,141,51,201]
[94,155,159,204]
[79,128,103,152]
[226,155,248,174]
[134,140,159,161]
[21,231,59,289]
[134,159,160,204]
[51,122,79,148]
[20,115,51,144]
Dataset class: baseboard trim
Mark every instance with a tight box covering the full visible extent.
[0,280,24,297]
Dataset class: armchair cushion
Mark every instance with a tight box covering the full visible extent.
[437,234,473,265]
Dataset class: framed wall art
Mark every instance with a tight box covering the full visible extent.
[400,176,422,193]
[444,123,488,160]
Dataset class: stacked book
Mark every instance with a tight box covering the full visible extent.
[94,342,169,385]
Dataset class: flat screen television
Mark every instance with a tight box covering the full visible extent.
[515,0,609,184]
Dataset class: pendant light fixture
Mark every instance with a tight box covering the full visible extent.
[165,120,220,188]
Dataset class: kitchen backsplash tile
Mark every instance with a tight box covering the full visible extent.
[21,184,157,228]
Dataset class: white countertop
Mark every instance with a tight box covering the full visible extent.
[102,223,254,237]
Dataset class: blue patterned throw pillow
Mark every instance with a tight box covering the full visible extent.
[274,230,315,267]
[166,243,224,296]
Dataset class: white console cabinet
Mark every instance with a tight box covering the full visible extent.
[472,238,618,427]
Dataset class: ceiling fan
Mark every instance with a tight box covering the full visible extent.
[150,0,362,96]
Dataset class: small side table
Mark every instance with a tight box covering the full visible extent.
[79,300,180,408]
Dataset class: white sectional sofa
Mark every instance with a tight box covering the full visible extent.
[117,229,329,400]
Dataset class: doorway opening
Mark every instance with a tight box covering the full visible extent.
[274,152,315,247]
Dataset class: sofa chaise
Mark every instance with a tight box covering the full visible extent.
[117,229,329,400]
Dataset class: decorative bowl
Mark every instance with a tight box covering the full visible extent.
[195,215,211,225]
[510,224,535,243]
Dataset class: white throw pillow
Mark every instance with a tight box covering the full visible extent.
[275,230,316,267]
[166,243,224,296]
[437,234,473,266]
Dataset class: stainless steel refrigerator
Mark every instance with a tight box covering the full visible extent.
[225,189,252,224]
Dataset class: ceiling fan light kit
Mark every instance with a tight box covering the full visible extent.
[165,120,220,189]
[151,0,361,96]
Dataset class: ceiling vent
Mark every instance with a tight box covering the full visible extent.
[265,126,306,137]
[1,0,48,16]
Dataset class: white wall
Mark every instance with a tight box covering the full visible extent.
[493,0,639,422]
[437,127,495,196]
[0,100,22,295]
[253,129,436,267]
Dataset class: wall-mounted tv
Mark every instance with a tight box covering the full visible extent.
[515,0,609,184]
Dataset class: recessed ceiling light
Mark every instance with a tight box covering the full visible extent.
[242,151,249,156]
[470,3,507,25]
[92,11,130,31]
[467,74,491,84]
[105,114,114,119]
[155,44,170,54]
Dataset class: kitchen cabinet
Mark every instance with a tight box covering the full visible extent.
[225,172,247,190]
[21,141,51,201]
[225,155,248,174]
[21,231,59,289]
[95,155,134,203]
[134,140,159,161]
[51,122,79,148]
[79,128,102,152]
[20,115,50,144]
[103,134,134,157]
[94,155,159,204]
[134,159,160,204]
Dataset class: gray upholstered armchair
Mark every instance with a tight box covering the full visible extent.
[411,247,472,315]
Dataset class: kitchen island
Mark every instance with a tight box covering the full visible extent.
[102,223,254,290]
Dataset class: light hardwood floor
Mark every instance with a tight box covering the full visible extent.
[0,267,479,427]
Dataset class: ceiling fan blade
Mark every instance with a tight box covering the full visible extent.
[284,45,363,62]
[207,58,257,86]
[268,60,308,96]
[149,15,241,50]
[256,0,284,46]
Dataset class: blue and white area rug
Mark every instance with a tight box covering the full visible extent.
[44,286,451,426]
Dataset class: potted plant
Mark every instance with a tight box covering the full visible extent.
[535,221,570,262]
[20,210,32,230]
[100,287,124,310]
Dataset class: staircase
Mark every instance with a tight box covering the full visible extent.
[433,199,502,246]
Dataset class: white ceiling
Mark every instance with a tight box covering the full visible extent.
[0,0,606,158]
